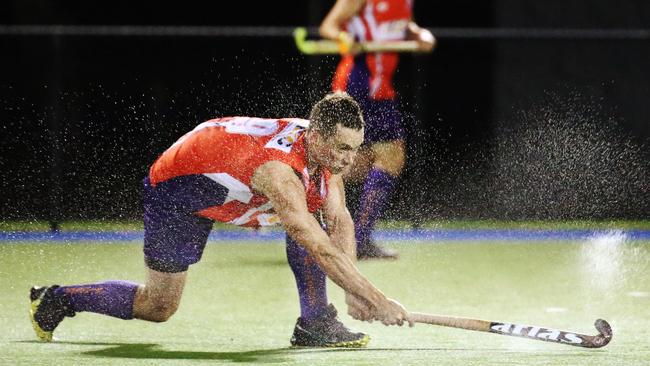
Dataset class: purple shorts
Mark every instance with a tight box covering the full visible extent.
[143,175,227,273]
[345,56,405,144]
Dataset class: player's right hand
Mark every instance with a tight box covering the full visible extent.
[373,298,414,327]
[416,28,436,52]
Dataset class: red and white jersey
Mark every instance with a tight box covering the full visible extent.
[346,0,412,42]
[149,117,331,227]
[336,0,413,100]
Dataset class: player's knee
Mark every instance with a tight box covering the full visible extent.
[135,287,181,322]
[386,154,405,176]
[145,301,179,322]
[375,151,405,177]
[372,141,405,177]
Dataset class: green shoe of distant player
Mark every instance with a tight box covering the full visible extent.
[290,304,370,348]
[29,285,76,342]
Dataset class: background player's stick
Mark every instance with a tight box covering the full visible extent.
[409,312,612,348]
[293,27,422,55]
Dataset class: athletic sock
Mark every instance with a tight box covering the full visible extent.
[54,280,138,320]
[286,234,329,321]
[355,168,396,249]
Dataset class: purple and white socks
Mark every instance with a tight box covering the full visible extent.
[54,280,138,320]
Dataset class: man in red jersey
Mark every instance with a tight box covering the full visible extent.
[320,0,435,259]
[29,92,412,348]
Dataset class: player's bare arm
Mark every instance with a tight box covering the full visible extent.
[322,174,357,258]
[321,174,371,321]
[252,160,410,326]
[323,174,413,326]
[322,175,374,323]
[319,0,365,44]
[319,0,368,55]
[251,160,383,306]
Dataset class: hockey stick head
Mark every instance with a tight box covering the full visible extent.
[293,27,341,55]
[592,319,613,348]
[487,319,613,348]
[293,27,309,53]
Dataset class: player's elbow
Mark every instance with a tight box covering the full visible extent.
[318,22,339,40]
[318,24,328,39]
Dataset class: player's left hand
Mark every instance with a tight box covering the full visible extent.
[346,292,373,322]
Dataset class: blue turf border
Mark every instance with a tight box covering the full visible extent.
[1,229,649,242]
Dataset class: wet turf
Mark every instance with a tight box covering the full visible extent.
[1,236,649,365]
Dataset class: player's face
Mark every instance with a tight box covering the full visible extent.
[316,124,364,174]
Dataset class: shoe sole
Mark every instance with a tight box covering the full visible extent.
[29,289,53,342]
[290,334,370,348]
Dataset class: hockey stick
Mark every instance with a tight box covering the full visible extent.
[410,312,612,348]
[293,27,421,55]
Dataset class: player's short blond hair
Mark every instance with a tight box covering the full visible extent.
[309,92,364,137]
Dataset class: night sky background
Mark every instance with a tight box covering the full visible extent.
[1,0,649,223]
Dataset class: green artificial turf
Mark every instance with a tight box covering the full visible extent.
[2,219,650,232]
[2,235,649,365]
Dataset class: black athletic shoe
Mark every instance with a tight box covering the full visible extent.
[290,304,370,348]
[29,285,76,342]
[357,241,399,260]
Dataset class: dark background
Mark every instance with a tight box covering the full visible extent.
[1,0,649,223]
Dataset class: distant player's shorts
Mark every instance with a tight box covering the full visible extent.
[345,57,405,144]
[143,175,227,273]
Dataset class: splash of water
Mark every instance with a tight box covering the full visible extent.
[485,92,649,220]
[579,230,629,291]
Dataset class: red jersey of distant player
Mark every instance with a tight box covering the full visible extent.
[149,117,331,227]
[333,0,413,100]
